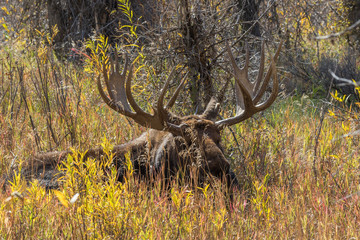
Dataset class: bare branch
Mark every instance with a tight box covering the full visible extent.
[329,70,359,87]
[314,19,360,40]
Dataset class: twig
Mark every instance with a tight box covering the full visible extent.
[213,0,277,62]
[18,66,42,151]
[329,70,359,87]
[314,19,360,40]
[313,66,337,179]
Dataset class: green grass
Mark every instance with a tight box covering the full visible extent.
[1,47,360,239]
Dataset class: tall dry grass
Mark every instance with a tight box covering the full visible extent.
[0,41,359,238]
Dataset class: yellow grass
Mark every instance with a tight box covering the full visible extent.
[1,40,360,240]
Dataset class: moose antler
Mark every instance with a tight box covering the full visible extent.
[97,55,187,133]
[215,41,283,127]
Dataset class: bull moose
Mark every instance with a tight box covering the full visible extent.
[13,41,282,190]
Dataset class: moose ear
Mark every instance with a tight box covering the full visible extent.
[200,97,220,121]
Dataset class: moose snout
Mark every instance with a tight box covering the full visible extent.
[203,140,230,177]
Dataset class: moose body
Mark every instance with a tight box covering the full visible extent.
[11,41,282,191]
[25,109,237,189]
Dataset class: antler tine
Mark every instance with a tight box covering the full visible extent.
[253,41,265,93]
[166,72,188,109]
[253,40,283,104]
[109,57,114,75]
[215,41,282,128]
[125,65,152,117]
[122,55,128,76]
[103,58,114,100]
[255,62,278,111]
[157,67,177,114]
[115,53,120,73]
[226,42,254,97]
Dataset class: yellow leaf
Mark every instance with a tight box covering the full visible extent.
[53,190,69,208]
[2,23,9,32]
[1,6,10,15]
[330,90,344,102]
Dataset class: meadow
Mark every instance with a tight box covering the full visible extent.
[1,0,360,237]
[0,42,359,239]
